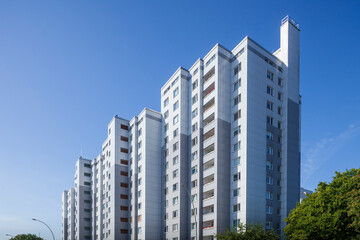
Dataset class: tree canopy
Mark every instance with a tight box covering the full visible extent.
[9,234,43,240]
[284,168,360,240]
[215,223,280,240]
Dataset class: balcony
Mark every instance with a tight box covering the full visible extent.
[203,159,214,171]
[203,128,215,142]
[203,204,214,215]
[203,67,215,85]
[203,82,215,99]
[203,113,215,128]
[203,220,214,230]
[203,174,215,186]
[203,189,215,201]
[203,97,215,114]
[203,143,215,156]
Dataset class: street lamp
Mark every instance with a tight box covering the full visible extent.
[181,183,198,240]
[32,218,55,240]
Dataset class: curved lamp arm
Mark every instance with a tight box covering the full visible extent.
[32,218,55,240]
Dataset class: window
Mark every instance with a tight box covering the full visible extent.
[165,148,169,157]
[84,163,91,168]
[278,121,281,129]
[267,101,274,111]
[191,222,196,230]
[191,151,198,161]
[84,172,91,177]
[233,157,240,166]
[191,137,198,147]
[278,107,282,115]
[172,210,178,218]
[278,77,283,86]
[173,87,179,97]
[192,108,198,119]
[172,77,179,86]
[138,141,142,149]
[233,125,241,136]
[164,187,168,195]
[173,156,179,165]
[137,227,142,234]
[138,165,142,173]
[172,197,178,205]
[164,136,168,144]
[165,161,169,169]
[138,178,142,186]
[173,101,179,111]
[267,116,273,125]
[165,174,168,182]
[173,183,178,191]
[278,92,282,101]
[266,146,273,155]
[267,70,274,81]
[138,128,142,136]
[266,191,273,200]
[266,221,273,230]
[164,123,169,132]
[266,206,273,214]
[172,224,178,232]
[206,54,216,66]
[234,110,241,121]
[191,180,198,188]
[173,169,179,178]
[233,79,241,91]
[233,141,241,151]
[192,94,198,105]
[233,219,241,228]
[191,165,198,174]
[173,142,179,151]
[267,86,273,96]
[120,124,128,130]
[173,115,179,125]
[233,203,241,212]
[84,181,91,186]
[164,98,169,107]
[192,79,198,90]
[191,208,197,216]
[138,190,142,198]
[233,188,240,197]
[233,172,241,181]
[173,128,179,137]
[191,194,197,202]
[266,131,274,140]
[233,94,241,106]
[164,110,169,119]
[192,123,198,132]
[266,176,273,185]
[266,161,273,170]
[233,63,241,75]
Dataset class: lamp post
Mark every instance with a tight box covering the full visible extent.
[32,218,55,240]
[181,183,198,240]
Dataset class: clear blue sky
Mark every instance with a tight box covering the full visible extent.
[1,0,359,239]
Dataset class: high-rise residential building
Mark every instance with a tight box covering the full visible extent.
[300,187,313,203]
[62,16,300,240]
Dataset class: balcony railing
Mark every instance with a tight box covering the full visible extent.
[203,143,215,156]
[203,82,215,99]
[203,159,214,171]
[203,128,215,142]
[203,113,215,127]
[203,174,215,186]
[203,97,215,113]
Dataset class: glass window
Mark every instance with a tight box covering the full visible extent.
[164,98,169,107]
[173,115,179,125]
[173,87,179,97]
[173,101,179,111]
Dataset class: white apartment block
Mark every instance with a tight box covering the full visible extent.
[62,16,300,240]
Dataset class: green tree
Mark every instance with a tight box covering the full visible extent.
[9,234,43,240]
[215,223,280,240]
[284,168,360,240]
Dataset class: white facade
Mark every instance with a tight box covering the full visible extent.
[62,16,300,240]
